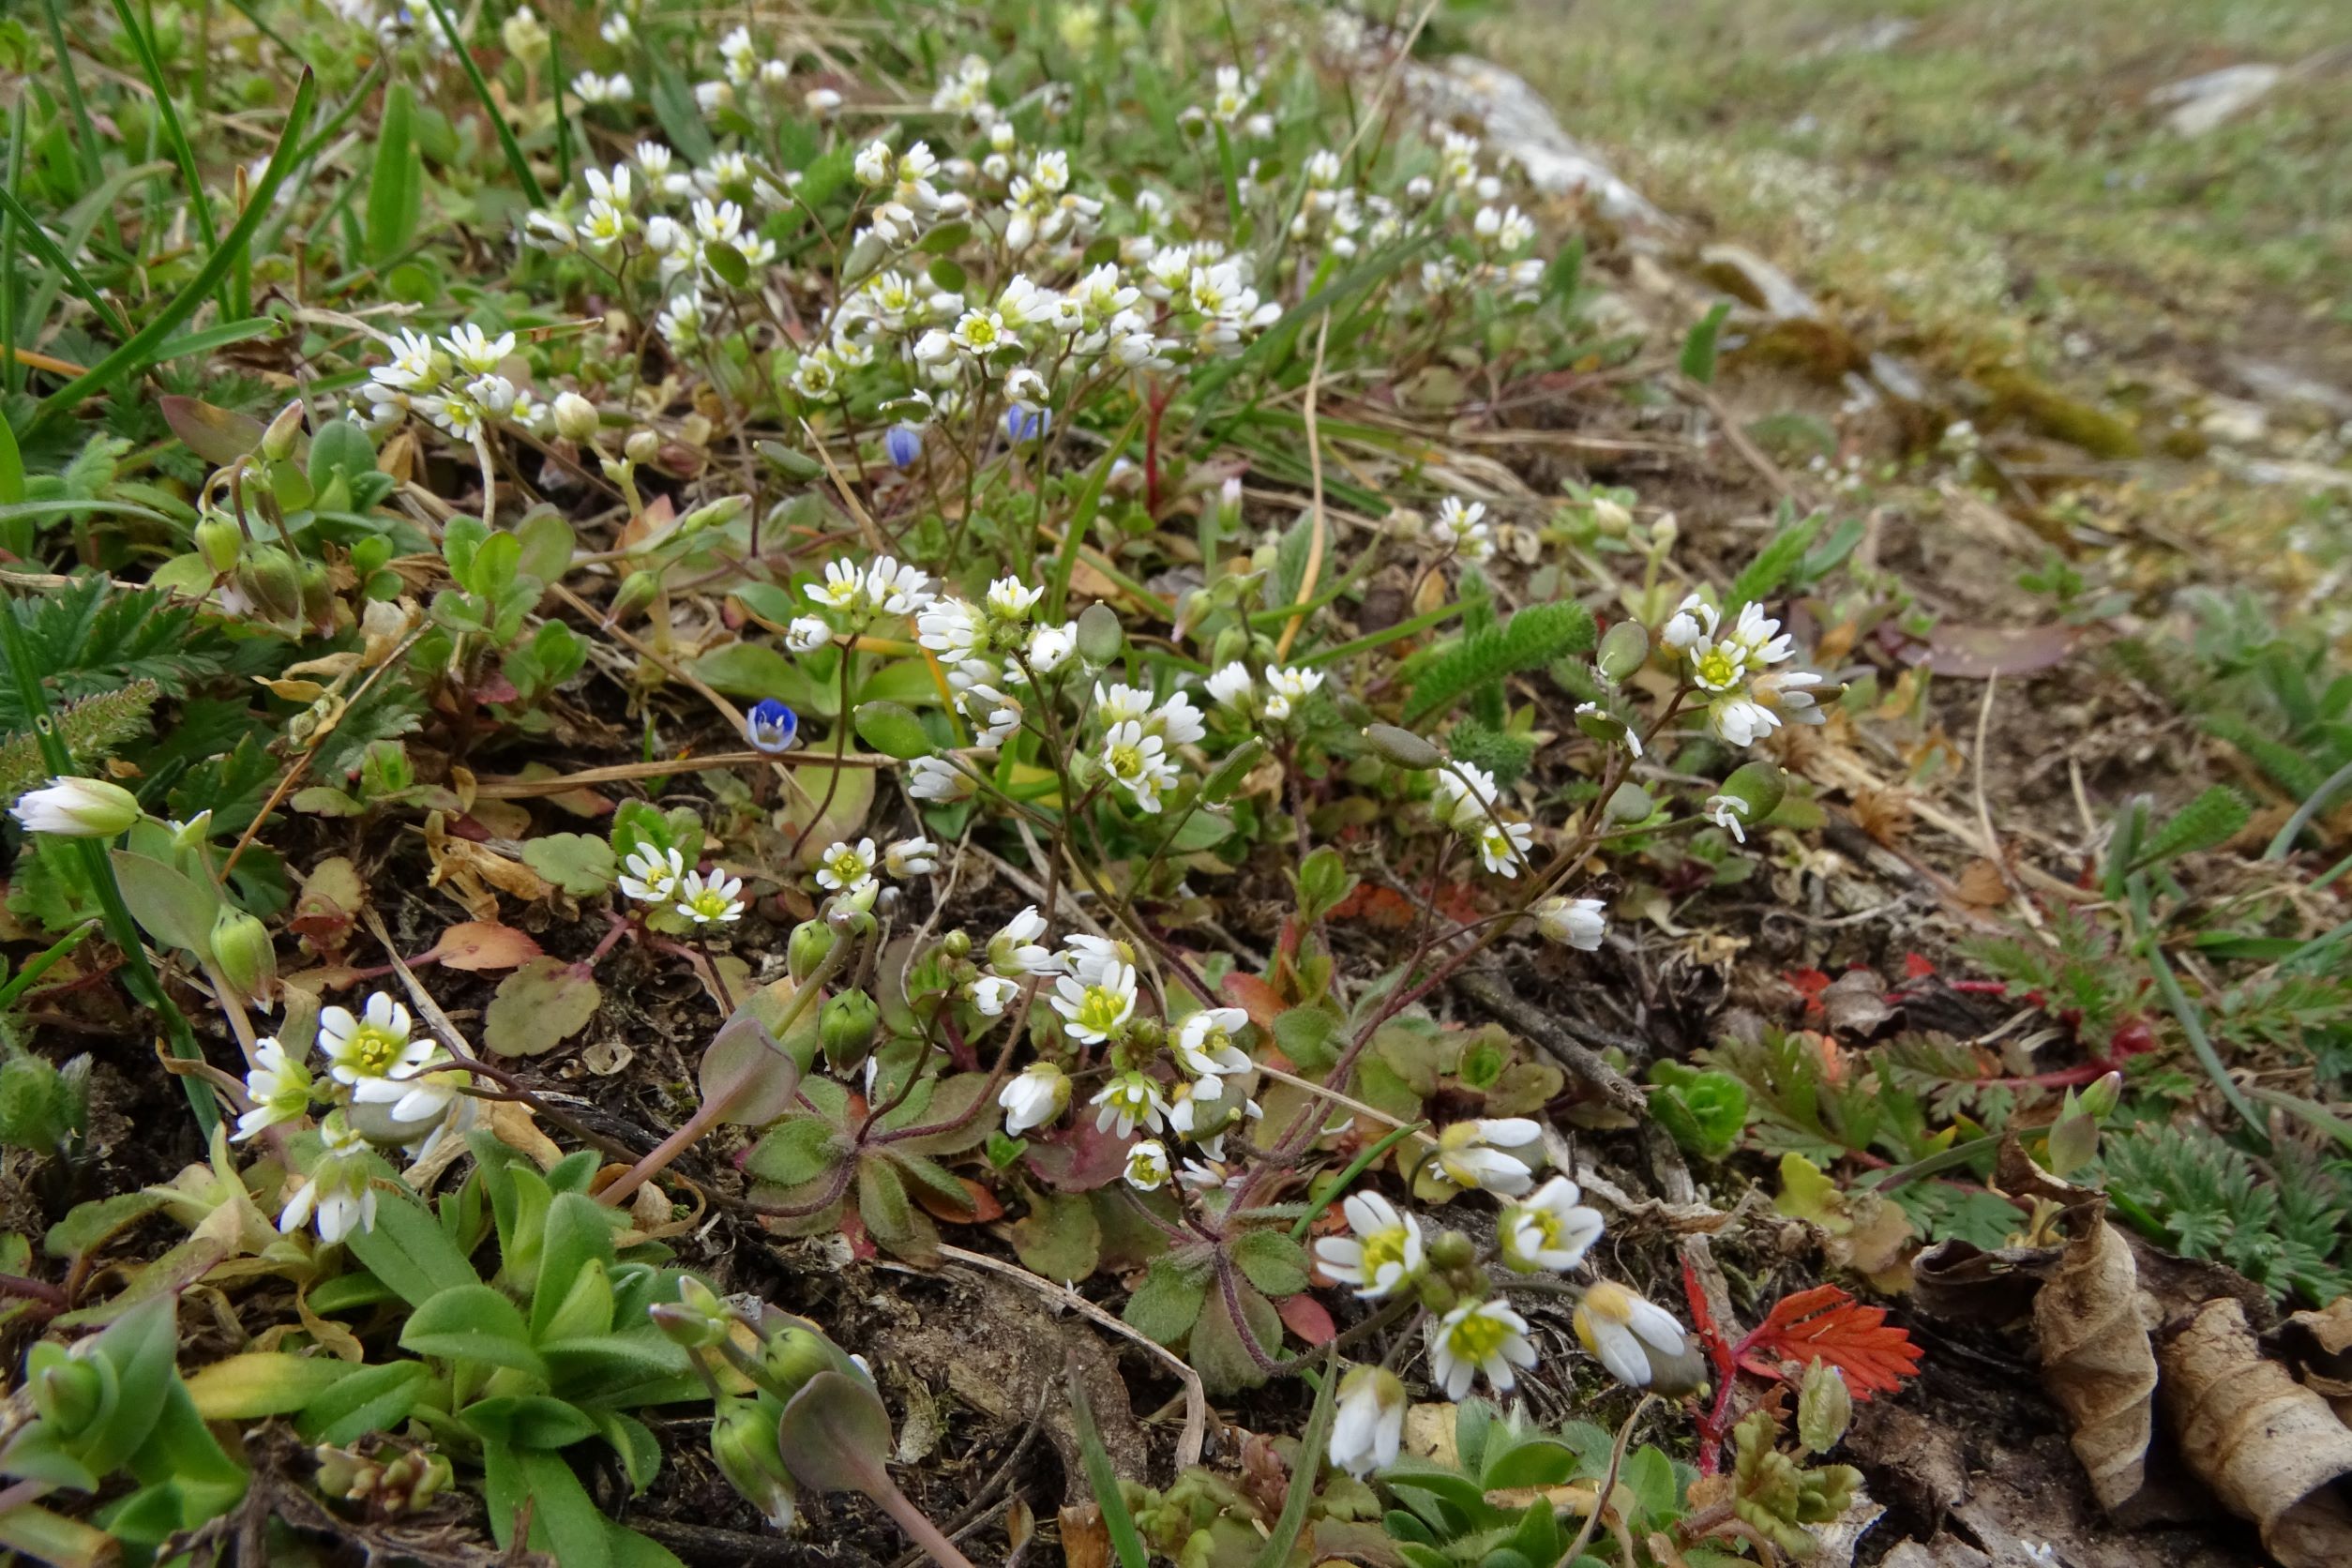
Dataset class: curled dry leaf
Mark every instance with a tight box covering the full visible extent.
[2033,1211,2157,1515]
[2162,1296,2352,1568]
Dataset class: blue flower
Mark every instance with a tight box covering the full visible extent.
[1004,406,1050,445]
[745,699,799,754]
[884,424,924,469]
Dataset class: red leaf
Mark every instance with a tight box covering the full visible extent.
[1221,972,1286,1032]
[1276,1293,1335,1348]
[426,920,543,972]
[1902,952,1936,979]
[1022,1117,1130,1192]
[1735,1285,1922,1399]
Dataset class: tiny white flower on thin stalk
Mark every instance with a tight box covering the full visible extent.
[967,974,1022,1017]
[1171,1007,1251,1078]
[988,906,1062,976]
[1533,896,1606,951]
[1574,1281,1690,1389]
[1330,1366,1407,1477]
[236,1038,315,1141]
[816,838,877,893]
[279,1112,378,1245]
[1313,1193,1425,1300]
[675,869,746,926]
[619,846,686,905]
[9,776,142,837]
[1429,1299,1538,1399]
[1427,1118,1544,1197]
[1052,960,1138,1045]
[1062,934,1138,987]
[907,756,976,801]
[1500,1177,1606,1273]
[883,837,939,878]
[998,1062,1069,1135]
[1089,1070,1165,1138]
[318,992,433,1087]
[1705,792,1753,843]
[1123,1138,1171,1191]
[786,616,833,654]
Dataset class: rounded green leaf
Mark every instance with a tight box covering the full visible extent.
[852,701,931,760]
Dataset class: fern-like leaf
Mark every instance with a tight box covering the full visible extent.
[1728,509,1823,611]
[1446,722,1539,788]
[0,681,161,799]
[2133,785,2250,868]
[0,578,236,731]
[1401,599,1594,726]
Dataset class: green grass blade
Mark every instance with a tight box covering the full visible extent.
[421,0,549,205]
[366,81,422,265]
[1249,1343,1339,1568]
[107,0,229,317]
[1046,406,1144,622]
[0,187,133,343]
[31,70,318,427]
[1068,1367,1149,1568]
[2,98,23,399]
[38,0,112,223]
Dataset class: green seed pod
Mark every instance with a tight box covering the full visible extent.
[787,920,837,983]
[1717,760,1787,824]
[709,1394,798,1531]
[1427,1229,1476,1273]
[1075,601,1125,667]
[193,513,243,575]
[1597,619,1650,682]
[210,907,278,1002]
[820,988,881,1070]
[261,400,306,461]
[1605,781,1654,822]
[608,568,661,624]
[235,544,304,624]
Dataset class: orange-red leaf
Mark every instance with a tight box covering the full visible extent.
[428,920,544,972]
[1221,972,1286,1032]
[1737,1284,1922,1399]
[1277,1292,1335,1348]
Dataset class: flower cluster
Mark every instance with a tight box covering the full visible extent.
[1431,763,1537,877]
[238,991,473,1244]
[360,324,546,443]
[1663,595,1826,748]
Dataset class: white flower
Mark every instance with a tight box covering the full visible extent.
[441,324,515,375]
[1171,1007,1250,1078]
[917,599,988,661]
[1123,1139,1171,1191]
[619,845,686,904]
[1428,1118,1543,1197]
[786,616,833,654]
[1053,960,1138,1045]
[278,1113,377,1245]
[1265,666,1323,704]
[807,557,869,614]
[1573,1281,1689,1389]
[1205,663,1255,711]
[1707,692,1781,749]
[1533,896,1606,951]
[986,578,1043,623]
[1313,1193,1425,1300]
[1754,667,1828,727]
[1705,792,1753,843]
[1088,1069,1165,1137]
[864,556,936,616]
[1431,763,1500,833]
[1429,1300,1538,1399]
[951,308,1007,354]
[1474,818,1536,877]
[675,869,746,925]
[883,837,938,878]
[967,974,1022,1017]
[236,1037,315,1141]
[816,837,878,893]
[1026,622,1077,672]
[1500,1177,1606,1273]
[1153,691,1207,747]
[1329,1367,1406,1478]
[1094,682,1153,730]
[853,139,896,188]
[1061,934,1138,987]
[1101,720,1178,812]
[999,1063,1070,1135]
[318,992,432,1087]
[908,756,975,801]
[1431,496,1492,561]
[8,776,141,837]
[988,906,1062,976]
[1661,594,1711,652]
[350,1053,466,1127]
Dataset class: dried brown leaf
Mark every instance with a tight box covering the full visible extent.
[2161,1296,2352,1568]
[2034,1214,2157,1514]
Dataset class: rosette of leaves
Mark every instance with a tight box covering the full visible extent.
[1726,1403,1861,1559]
[744,1066,1002,1262]
[1122,1219,1316,1395]
[1379,1400,1690,1567]
[1648,1062,1749,1160]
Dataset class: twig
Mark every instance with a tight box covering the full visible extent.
[936,1244,1209,1470]
[1452,971,1648,1119]
[469,749,894,798]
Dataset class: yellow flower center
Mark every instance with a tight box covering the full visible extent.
[687,890,732,919]
[1359,1226,1411,1281]
[1695,647,1743,689]
[1107,743,1143,780]
[347,1024,406,1075]
[1078,988,1127,1035]
[828,851,866,882]
[1447,1310,1511,1362]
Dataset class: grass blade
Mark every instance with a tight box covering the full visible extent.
[107,0,229,316]
[1249,1344,1339,1568]
[421,0,549,205]
[1067,1364,1149,1568]
[1046,406,1144,622]
[366,81,422,265]
[0,187,133,343]
[32,69,318,427]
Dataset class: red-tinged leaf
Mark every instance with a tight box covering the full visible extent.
[912,1176,1004,1226]
[1331,883,1419,931]
[1917,621,2080,679]
[1023,1116,1129,1193]
[1276,1292,1335,1348]
[159,396,267,466]
[428,920,543,972]
[1902,952,1936,980]
[1735,1285,1922,1399]
[1221,972,1286,1033]
[837,1204,877,1263]
[1682,1257,1739,1383]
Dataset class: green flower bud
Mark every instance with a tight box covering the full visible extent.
[710,1394,797,1531]
[677,495,747,535]
[624,430,662,466]
[940,929,972,960]
[787,921,837,983]
[1597,620,1650,682]
[608,569,661,625]
[2077,1068,2124,1122]
[298,557,336,626]
[1210,626,1251,669]
[553,391,600,444]
[235,544,304,624]
[31,1350,106,1437]
[820,988,882,1071]
[210,907,278,1002]
[758,1319,857,1403]
[650,1275,733,1349]
[1426,1229,1476,1273]
[193,513,243,575]
[261,400,305,461]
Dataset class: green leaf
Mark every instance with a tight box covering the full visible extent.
[1010,1186,1102,1282]
[1481,1435,1578,1489]
[1250,1346,1338,1568]
[342,1190,478,1307]
[856,1158,914,1244]
[1187,1275,1281,1395]
[1681,300,1731,384]
[852,700,931,760]
[1401,599,1595,727]
[366,81,421,264]
[521,834,618,897]
[1123,1258,1209,1346]
[1229,1229,1309,1297]
[775,1370,894,1497]
[400,1284,548,1379]
[2134,785,2251,869]
[1727,510,1824,612]
[1070,1371,1149,1568]
[484,957,601,1056]
[108,849,221,958]
[460,1395,601,1450]
[1272,1008,1341,1074]
[689,641,824,707]
[294,1359,430,1445]
[531,1193,620,1339]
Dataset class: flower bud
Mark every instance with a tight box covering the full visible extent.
[1715,760,1787,824]
[2077,1069,2124,1121]
[1605,781,1653,823]
[825,879,879,930]
[884,424,923,469]
[8,776,143,838]
[1591,495,1633,535]
[194,513,243,575]
[553,391,600,444]
[820,988,881,1071]
[210,907,278,1003]
[262,400,305,461]
[1596,620,1650,682]
[940,929,972,960]
[625,429,662,465]
[298,557,337,626]
[1427,1229,1476,1273]
[31,1351,105,1436]
[787,920,837,982]
[235,544,305,624]
[649,1275,734,1349]
[758,1319,854,1403]
[710,1394,797,1531]
[678,495,747,535]
[608,569,660,624]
